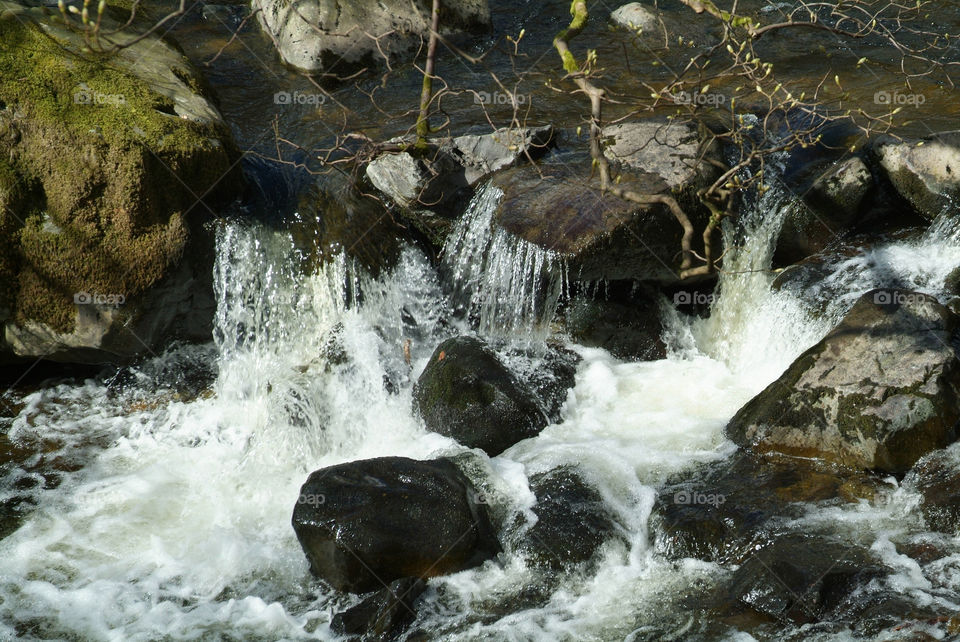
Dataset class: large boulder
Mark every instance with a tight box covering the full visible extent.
[875,133,960,220]
[516,466,623,571]
[489,120,716,285]
[727,289,960,475]
[0,2,242,364]
[413,337,548,455]
[254,0,490,74]
[292,457,500,593]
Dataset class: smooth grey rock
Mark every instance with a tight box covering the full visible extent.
[876,133,960,220]
[254,0,490,74]
[610,3,657,32]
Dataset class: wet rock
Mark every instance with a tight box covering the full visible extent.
[413,336,548,456]
[713,533,888,626]
[490,161,707,284]
[875,133,960,220]
[254,0,490,74]
[365,126,553,213]
[775,156,873,265]
[727,289,960,474]
[291,178,405,277]
[653,450,878,562]
[501,342,580,424]
[0,2,242,364]
[292,457,500,593]
[563,295,665,361]
[904,443,960,534]
[331,577,427,641]
[517,466,623,571]
[946,265,960,296]
[609,3,657,32]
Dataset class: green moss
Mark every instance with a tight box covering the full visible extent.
[0,6,238,333]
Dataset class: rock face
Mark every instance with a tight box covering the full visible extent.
[654,451,878,562]
[601,120,709,194]
[876,133,960,220]
[292,457,500,593]
[0,2,242,364]
[727,289,960,475]
[413,337,548,455]
[330,577,427,641]
[517,467,622,571]
[714,534,887,625]
[254,0,490,74]
[775,156,873,265]
[904,443,960,534]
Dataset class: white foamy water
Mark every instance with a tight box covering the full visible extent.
[0,186,958,640]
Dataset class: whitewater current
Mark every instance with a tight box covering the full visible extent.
[0,182,959,640]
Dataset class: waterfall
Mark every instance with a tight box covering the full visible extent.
[442,182,567,341]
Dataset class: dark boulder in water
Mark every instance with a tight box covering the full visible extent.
[727,289,960,475]
[653,450,878,562]
[331,576,427,641]
[562,294,666,361]
[292,457,500,593]
[516,466,623,571]
[905,443,960,535]
[413,336,548,456]
[712,533,888,626]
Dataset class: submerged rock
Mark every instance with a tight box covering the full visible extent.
[292,457,500,593]
[727,289,960,474]
[875,133,960,220]
[413,336,548,456]
[331,576,427,641]
[517,466,623,571]
[713,533,887,626]
[904,443,960,534]
[609,3,658,32]
[0,2,242,364]
[254,0,490,74]
[653,450,878,562]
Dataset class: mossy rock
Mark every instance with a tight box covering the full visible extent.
[0,2,242,361]
[727,289,960,475]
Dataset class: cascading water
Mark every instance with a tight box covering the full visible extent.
[442,182,567,341]
[1,169,959,640]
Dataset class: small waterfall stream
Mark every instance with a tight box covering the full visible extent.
[442,182,567,341]
[0,171,959,640]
